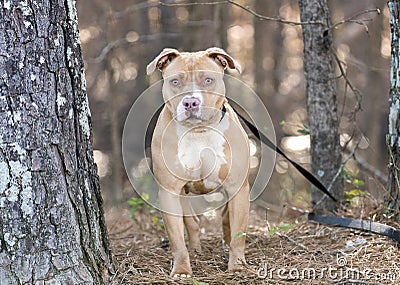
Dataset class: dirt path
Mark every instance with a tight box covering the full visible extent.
[106,209,400,284]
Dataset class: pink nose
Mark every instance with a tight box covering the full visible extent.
[182,97,200,110]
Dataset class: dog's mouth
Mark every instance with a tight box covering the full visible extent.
[175,111,206,128]
[175,106,222,126]
[179,109,202,122]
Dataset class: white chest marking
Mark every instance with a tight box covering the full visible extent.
[176,117,229,188]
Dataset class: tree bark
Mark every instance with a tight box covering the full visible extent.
[298,0,343,211]
[387,0,400,220]
[0,0,114,284]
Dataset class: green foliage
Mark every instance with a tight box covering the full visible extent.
[193,280,208,285]
[234,231,246,239]
[342,168,367,203]
[345,189,367,201]
[342,168,352,183]
[127,193,149,222]
[352,179,365,187]
[297,124,310,135]
[342,169,365,187]
[127,193,163,228]
[268,222,294,236]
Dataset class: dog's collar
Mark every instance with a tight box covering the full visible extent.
[219,104,227,123]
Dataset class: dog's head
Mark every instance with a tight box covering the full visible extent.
[147,47,241,127]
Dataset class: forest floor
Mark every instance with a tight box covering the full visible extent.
[105,204,400,285]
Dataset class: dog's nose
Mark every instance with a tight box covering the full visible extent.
[182,97,200,110]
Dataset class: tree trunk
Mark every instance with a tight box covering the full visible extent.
[298,0,343,211]
[184,4,218,50]
[387,0,400,220]
[0,1,114,284]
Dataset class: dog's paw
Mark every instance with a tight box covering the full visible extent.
[170,266,192,278]
[189,247,202,257]
[170,252,192,278]
[228,257,246,273]
[228,265,245,273]
[172,273,192,279]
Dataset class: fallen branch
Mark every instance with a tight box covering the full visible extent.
[276,232,309,251]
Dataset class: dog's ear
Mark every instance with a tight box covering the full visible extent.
[206,47,241,74]
[147,48,180,75]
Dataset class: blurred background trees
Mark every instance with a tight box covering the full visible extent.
[76,0,390,215]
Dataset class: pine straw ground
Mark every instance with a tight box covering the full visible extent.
[106,207,400,285]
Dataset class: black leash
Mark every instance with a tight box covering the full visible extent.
[228,100,400,244]
[227,100,337,202]
[308,213,400,243]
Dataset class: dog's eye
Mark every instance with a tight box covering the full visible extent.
[204,77,214,86]
[170,79,181,87]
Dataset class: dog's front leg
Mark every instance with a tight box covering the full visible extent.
[159,187,192,277]
[227,181,250,272]
[182,198,201,253]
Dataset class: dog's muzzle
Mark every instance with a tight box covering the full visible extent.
[177,94,202,122]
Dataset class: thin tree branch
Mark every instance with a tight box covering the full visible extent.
[87,33,180,64]
[87,61,106,95]
[330,8,381,32]
[332,47,363,152]
[225,0,323,26]
[331,139,361,192]
[111,1,159,20]
[159,0,324,26]
[352,153,388,186]
[159,1,381,29]
[159,0,227,6]
[314,134,388,207]
[314,139,361,209]
[88,38,127,64]
[332,48,362,107]
[333,49,355,149]
[276,232,308,251]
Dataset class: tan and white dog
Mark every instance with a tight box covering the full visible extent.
[147,47,250,278]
